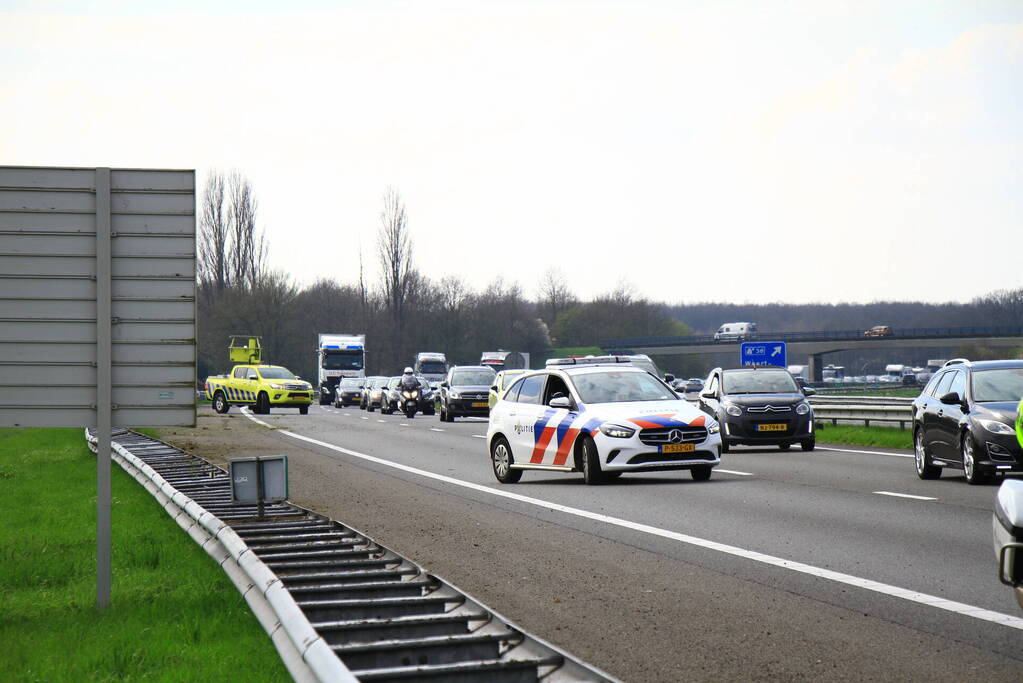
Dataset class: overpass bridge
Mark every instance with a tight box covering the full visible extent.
[600,326,1023,381]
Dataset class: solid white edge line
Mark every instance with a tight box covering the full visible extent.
[239,410,1023,632]
[817,446,913,459]
[875,491,938,501]
[472,435,487,439]
[430,428,445,432]
[716,469,754,476]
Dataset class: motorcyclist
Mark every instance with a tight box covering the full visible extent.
[400,367,422,392]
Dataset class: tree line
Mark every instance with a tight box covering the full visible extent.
[196,172,1022,383]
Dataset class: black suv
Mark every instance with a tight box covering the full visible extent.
[698,367,815,452]
[439,366,496,421]
[912,359,1023,484]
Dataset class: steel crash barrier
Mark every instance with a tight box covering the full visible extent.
[85,428,615,683]
[807,396,914,429]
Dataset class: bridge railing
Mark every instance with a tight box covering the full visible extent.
[600,325,1023,350]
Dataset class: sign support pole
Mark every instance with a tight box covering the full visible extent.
[96,168,112,610]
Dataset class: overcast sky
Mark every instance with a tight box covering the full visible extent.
[2,1,1020,305]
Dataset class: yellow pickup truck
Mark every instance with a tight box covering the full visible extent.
[204,336,313,415]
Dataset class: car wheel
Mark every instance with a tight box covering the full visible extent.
[256,392,270,415]
[961,433,990,485]
[690,465,712,481]
[491,436,522,483]
[213,391,230,414]
[368,402,375,412]
[604,472,622,480]
[580,436,605,485]
[720,439,730,454]
[801,437,815,452]
[299,405,309,415]
[778,443,791,451]
[439,405,447,421]
[914,429,940,479]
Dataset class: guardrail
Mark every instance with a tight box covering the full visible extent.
[808,396,914,429]
[86,427,617,682]
[86,427,356,683]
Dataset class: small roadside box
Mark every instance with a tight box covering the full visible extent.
[229,455,288,505]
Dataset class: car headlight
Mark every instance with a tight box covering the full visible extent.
[269,383,286,389]
[723,403,742,417]
[599,423,636,438]
[795,402,810,415]
[706,420,720,434]
[449,391,460,399]
[978,418,1015,435]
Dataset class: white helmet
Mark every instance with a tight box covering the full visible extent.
[403,367,414,375]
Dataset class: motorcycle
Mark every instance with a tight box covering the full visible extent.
[401,388,420,418]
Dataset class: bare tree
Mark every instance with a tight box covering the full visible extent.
[198,171,228,290]
[227,171,266,288]
[537,267,576,327]
[377,187,415,329]
[197,169,267,292]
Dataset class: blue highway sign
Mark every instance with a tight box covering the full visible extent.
[740,341,787,368]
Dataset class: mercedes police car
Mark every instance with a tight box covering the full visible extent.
[486,357,721,485]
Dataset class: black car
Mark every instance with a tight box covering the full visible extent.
[698,367,815,452]
[333,377,364,407]
[912,359,1023,484]
[439,365,496,422]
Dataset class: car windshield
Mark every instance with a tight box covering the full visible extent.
[259,367,297,380]
[340,378,361,387]
[971,368,1023,403]
[322,350,363,370]
[418,361,447,374]
[452,370,495,386]
[722,370,798,394]
[572,371,675,403]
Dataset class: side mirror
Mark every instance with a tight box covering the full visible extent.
[664,373,675,383]
[700,390,716,400]
[939,391,961,406]
[549,396,572,409]
[441,381,449,389]
[490,385,498,392]
[803,387,816,396]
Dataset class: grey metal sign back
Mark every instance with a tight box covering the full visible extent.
[0,166,196,428]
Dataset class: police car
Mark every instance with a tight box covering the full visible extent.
[487,357,721,485]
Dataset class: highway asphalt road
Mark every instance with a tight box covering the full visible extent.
[162,406,1023,681]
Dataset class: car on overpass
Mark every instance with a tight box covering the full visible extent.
[912,359,1023,484]
[488,358,720,485]
[864,325,893,337]
[697,366,815,452]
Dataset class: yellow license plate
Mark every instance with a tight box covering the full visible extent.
[662,443,696,453]
[471,401,488,408]
[757,423,787,432]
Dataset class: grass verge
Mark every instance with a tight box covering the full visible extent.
[0,428,289,681]
[815,423,912,449]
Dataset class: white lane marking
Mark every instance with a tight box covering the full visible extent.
[343,413,351,416]
[360,416,369,420]
[400,423,410,427]
[716,469,754,476]
[377,420,386,423]
[430,428,444,432]
[472,434,487,439]
[817,446,913,459]
[875,491,938,501]
[240,411,1023,632]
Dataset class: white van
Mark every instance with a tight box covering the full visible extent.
[714,322,758,341]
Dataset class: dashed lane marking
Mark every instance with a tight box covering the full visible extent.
[875,491,937,501]
[430,428,444,432]
[472,435,487,439]
[239,409,1023,633]
[817,446,913,459]
[716,469,754,476]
